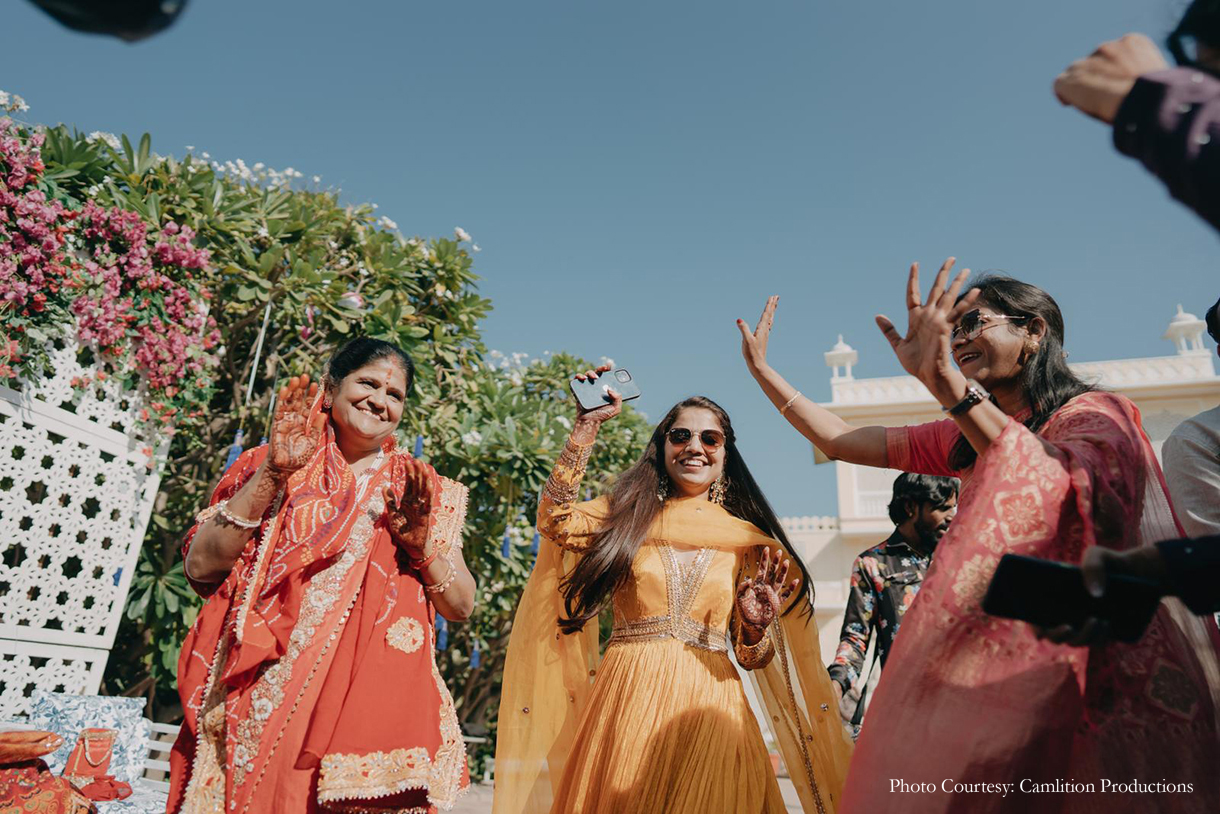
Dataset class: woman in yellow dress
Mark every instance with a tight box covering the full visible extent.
[494,365,854,814]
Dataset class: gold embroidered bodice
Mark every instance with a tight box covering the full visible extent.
[607,542,738,653]
[539,437,772,665]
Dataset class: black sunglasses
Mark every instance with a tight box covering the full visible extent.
[666,427,725,451]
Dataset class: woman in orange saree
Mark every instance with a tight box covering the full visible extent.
[167,338,474,814]
[740,267,1220,813]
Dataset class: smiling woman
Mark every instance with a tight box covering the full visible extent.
[738,264,1220,811]
[169,337,477,814]
[493,365,854,814]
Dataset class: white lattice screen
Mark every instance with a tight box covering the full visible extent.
[0,332,161,718]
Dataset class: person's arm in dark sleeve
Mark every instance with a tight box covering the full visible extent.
[827,557,874,693]
[1114,67,1220,231]
[1156,535,1220,615]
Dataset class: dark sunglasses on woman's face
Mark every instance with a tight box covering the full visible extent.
[666,427,725,451]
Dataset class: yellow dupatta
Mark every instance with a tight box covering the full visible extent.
[493,496,854,814]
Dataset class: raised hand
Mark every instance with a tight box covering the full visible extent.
[875,258,979,403]
[385,458,436,559]
[737,296,777,375]
[736,546,799,635]
[267,375,327,479]
[1054,34,1168,124]
[571,363,622,443]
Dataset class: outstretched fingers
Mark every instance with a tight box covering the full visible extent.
[876,315,903,350]
[938,266,972,311]
[925,257,955,306]
[947,286,981,323]
[905,262,922,311]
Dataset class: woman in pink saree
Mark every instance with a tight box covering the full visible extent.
[739,263,1220,813]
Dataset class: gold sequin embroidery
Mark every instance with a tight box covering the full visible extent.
[386,616,425,654]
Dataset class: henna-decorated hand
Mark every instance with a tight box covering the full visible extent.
[875,258,980,405]
[384,458,436,560]
[736,546,800,636]
[571,363,622,444]
[266,375,327,480]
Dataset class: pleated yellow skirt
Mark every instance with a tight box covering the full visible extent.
[550,637,788,814]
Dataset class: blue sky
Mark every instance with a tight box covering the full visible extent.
[4,0,1215,517]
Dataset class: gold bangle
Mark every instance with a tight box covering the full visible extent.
[735,627,772,668]
[423,557,457,594]
[779,391,803,417]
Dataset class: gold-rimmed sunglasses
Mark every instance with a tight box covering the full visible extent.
[950,309,1030,344]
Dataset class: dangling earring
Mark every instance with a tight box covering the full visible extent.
[656,477,670,504]
[709,475,726,505]
[322,396,333,410]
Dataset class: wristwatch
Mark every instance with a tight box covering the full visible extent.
[945,379,990,416]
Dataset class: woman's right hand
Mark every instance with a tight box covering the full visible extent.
[737,296,778,376]
[266,375,327,480]
[571,364,622,443]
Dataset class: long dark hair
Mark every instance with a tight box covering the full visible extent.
[948,276,1094,470]
[558,396,813,634]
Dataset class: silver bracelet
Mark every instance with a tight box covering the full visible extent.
[423,557,457,594]
[780,391,803,417]
[216,499,263,530]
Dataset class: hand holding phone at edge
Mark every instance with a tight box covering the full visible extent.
[572,363,622,444]
[1033,546,1170,647]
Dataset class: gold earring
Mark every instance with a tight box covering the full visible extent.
[709,476,726,505]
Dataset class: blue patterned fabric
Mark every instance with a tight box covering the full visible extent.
[26,691,150,786]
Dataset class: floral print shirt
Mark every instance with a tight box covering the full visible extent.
[827,531,932,693]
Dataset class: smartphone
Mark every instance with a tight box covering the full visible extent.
[569,368,641,412]
[982,553,1161,643]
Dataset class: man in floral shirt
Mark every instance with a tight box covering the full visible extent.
[827,473,959,726]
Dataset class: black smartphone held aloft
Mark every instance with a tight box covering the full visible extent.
[982,553,1162,643]
[569,368,642,412]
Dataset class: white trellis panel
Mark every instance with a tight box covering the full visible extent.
[0,638,108,720]
[0,331,162,716]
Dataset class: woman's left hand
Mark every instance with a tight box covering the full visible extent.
[876,258,980,404]
[737,547,799,636]
[385,458,436,560]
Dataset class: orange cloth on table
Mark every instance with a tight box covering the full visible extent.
[494,439,853,814]
[841,392,1220,814]
[0,731,93,814]
[167,407,470,814]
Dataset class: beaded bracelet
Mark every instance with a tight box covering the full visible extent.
[423,557,457,594]
[217,500,263,529]
[194,500,262,530]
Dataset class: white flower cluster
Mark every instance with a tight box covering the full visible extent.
[461,429,484,446]
[454,226,471,242]
[377,216,399,231]
[0,90,29,114]
[85,131,121,150]
[208,156,305,188]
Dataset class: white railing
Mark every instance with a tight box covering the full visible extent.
[828,352,1216,406]
[780,516,840,534]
